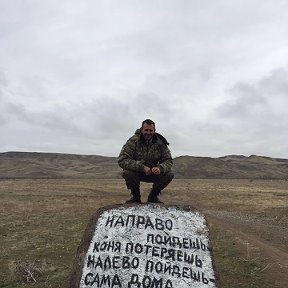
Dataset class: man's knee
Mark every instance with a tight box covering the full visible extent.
[122,170,138,180]
[163,171,174,182]
[122,170,141,191]
[158,171,174,188]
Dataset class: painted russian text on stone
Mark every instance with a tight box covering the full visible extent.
[71,205,217,288]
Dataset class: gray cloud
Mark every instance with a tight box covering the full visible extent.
[210,67,288,156]
[0,1,288,158]
[217,67,288,122]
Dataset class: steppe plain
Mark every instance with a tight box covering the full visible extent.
[1,178,287,287]
[0,152,287,287]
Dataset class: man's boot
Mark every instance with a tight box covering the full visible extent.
[126,190,141,203]
[147,189,163,204]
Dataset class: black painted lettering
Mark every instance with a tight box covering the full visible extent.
[103,256,112,270]
[142,275,152,288]
[105,215,115,227]
[100,242,107,251]
[166,248,175,261]
[182,267,189,279]
[134,243,143,254]
[115,215,125,227]
[155,218,164,230]
[144,244,152,254]
[155,234,163,245]
[163,235,172,246]
[176,250,183,262]
[195,255,203,268]
[136,215,146,228]
[112,256,121,269]
[189,238,199,250]
[145,260,154,272]
[172,265,180,277]
[126,215,136,227]
[107,241,115,252]
[172,236,181,248]
[84,273,93,285]
[145,216,155,229]
[122,256,130,269]
[191,271,200,282]
[122,256,139,269]
[152,246,160,257]
[210,278,216,283]
[101,274,111,286]
[111,274,122,287]
[93,241,100,252]
[151,276,163,288]
[86,273,121,287]
[115,241,121,252]
[165,279,173,288]
[126,242,133,253]
[147,234,154,244]
[155,261,163,273]
[93,241,121,253]
[91,273,100,286]
[182,238,189,249]
[131,257,140,269]
[87,254,95,268]
[202,272,209,284]
[184,252,194,264]
[200,240,207,251]
[95,256,103,269]
[128,274,141,288]
[163,263,172,275]
[165,219,173,230]
[160,247,168,258]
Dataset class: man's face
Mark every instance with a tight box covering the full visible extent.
[141,123,155,141]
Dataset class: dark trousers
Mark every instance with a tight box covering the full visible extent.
[122,170,174,193]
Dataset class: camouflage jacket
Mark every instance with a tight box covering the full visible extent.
[118,130,173,173]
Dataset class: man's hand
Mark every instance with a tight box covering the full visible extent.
[151,167,161,175]
[143,166,152,175]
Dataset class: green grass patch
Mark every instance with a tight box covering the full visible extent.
[209,224,280,288]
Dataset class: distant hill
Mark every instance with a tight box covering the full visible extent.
[0,151,287,179]
[173,154,288,179]
[0,152,120,179]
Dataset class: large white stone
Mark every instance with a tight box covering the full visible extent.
[80,205,217,288]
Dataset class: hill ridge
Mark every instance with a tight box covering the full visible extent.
[0,151,287,179]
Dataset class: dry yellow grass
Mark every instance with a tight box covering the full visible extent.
[0,178,287,287]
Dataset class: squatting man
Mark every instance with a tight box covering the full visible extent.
[118,119,174,203]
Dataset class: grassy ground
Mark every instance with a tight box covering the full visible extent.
[209,224,278,288]
[0,178,287,287]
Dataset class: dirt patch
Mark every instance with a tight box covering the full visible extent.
[204,209,288,285]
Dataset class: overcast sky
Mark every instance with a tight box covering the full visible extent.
[1,0,288,158]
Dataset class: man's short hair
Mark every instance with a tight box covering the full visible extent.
[142,119,155,127]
